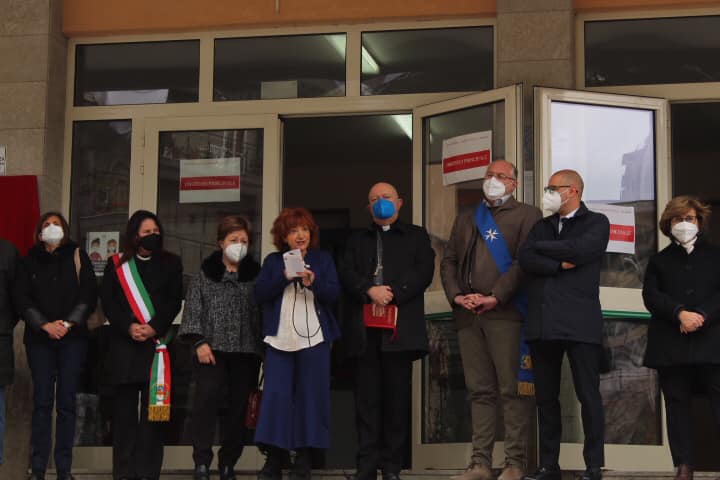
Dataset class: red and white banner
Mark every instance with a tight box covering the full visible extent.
[441,131,492,186]
[588,203,636,255]
[179,158,241,203]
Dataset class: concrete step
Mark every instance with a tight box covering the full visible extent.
[61,470,720,480]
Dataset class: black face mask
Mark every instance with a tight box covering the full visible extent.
[138,233,161,252]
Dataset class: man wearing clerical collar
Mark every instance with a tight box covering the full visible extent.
[339,182,435,480]
[441,160,541,480]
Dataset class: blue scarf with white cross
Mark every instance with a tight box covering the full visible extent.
[474,202,534,396]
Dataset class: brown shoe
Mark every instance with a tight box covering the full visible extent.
[451,463,495,480]
[498,464,524,480]
[675,464,693,480]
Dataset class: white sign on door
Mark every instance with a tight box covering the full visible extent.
[179,157,241,203]
[588,203,636,255]
[441,131,492,186]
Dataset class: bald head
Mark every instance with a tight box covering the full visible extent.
[547,169,584,215]
[368,182,403,226]
[552,169,584,197]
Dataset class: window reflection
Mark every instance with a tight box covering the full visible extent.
[560,319,661,445]
[550,102,657,288]
[585,16,720,87]
[75,41,200,106]
[156,129,264,286]
[214,34,346,101]
[361,27,493,95]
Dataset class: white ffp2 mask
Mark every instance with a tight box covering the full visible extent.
[483,176,507,201]
[224,243,248,263]
[41,224,64,245]
[671,222,698,244]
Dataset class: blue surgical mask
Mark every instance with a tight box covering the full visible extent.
[372,198,396,220]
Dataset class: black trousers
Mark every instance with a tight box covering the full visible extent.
[191,351,261,468]
[529,340,605,470]
[354,329,414,479]
[658,365,720,466]
[112,382,165,480]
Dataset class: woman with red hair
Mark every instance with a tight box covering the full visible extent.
[254,207,340,480]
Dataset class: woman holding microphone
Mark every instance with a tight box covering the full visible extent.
[254,207,340,480]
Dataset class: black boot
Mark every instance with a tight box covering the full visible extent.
[27,472,45,480]
[220,463,238,480]
[290,448,312,480]
[194,464,211,480]
[258,446,284,480]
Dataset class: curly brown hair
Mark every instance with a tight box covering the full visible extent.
[270,207,319,251]
[659,195,711,238]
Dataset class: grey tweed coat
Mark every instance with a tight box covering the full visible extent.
[179,250,263,356]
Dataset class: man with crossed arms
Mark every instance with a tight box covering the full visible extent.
[441,160,541,480]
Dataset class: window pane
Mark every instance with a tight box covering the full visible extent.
[672,102,720,245]
[70,120,131,446]
[550,101,657,289]
[157,129,264,283]
[585,16,720,86]
[560,319,661,445]
[422,102,506,444]
[75,41,200,106]
[361,27,493,95]
[214,34,346,101]
[69,120,131,263]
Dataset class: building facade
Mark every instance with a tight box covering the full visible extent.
[1,0,720,476]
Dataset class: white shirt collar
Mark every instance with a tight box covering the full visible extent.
[561,207,580,221]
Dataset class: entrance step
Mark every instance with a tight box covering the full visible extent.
[64,470,720,480]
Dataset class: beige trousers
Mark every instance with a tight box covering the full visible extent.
[457,316,534,468]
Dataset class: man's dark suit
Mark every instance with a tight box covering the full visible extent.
[519,202,610,471]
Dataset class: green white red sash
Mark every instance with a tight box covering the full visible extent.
[112,254,172,422]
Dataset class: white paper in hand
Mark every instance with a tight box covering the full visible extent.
[283,249,306,278]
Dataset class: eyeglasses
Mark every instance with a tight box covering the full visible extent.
[671,215,698,224]
[543,185,572,194]
[485,172,516,182]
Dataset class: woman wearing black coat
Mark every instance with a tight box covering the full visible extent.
[101,210,183,480]
[16,212,97,480]
[643,196,720,480]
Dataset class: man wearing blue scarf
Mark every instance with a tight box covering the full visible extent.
[441,160,541,480]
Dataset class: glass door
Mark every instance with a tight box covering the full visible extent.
[71,114,281,472]
[410,85,523,469]
[534,87,671,472]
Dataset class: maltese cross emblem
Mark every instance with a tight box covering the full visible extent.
[484,228,500,242]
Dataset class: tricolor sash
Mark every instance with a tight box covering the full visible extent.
[112,254,172,421]
[474,203,534,396]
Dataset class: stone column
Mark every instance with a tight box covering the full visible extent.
[496,0,575,203]
[0,0,67,477]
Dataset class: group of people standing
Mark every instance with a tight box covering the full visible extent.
[0,166,717,480]
[442,163,720,480]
